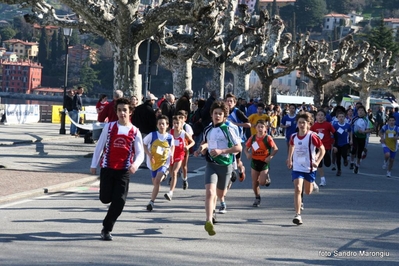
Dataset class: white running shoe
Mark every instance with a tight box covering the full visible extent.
[313,182,319,193]
[382,160,387,169]
[319,177,326,187]
[387,171,391,178]
[293,214,303,225]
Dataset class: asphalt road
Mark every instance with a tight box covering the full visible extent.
[0,136,398,265]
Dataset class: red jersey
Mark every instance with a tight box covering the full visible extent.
[170,128,187,162]
[310,121,335,150]
[100,122,137,170]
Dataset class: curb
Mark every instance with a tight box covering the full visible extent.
[0,175,99,205]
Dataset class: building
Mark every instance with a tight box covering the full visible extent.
[249,67,299,95]
[0,59,43,94]
[68,44,99,68]
[32,24,59,39]
[323,13,351,31]
[2,39,39,59]
[1,52,18,61]
[384,18,399,37]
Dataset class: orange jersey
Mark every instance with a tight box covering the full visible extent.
[245,134,275,161]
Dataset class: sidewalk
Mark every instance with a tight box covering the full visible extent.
[0,122,98,204]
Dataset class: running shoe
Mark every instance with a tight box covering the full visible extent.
[164,192,172,201]
[146,200,154,211]
[313,183,319,193]
[387,171,391,178]
[344,160,348,167]
[204,221,216,236]
[212,210,217,224]
[319,177,326,187]
[293,214,303,225]
[362,149,367,159]
[265,174,271,187]
[182,179,188,190]
[331,165,336,171]
[382,160,387,170]
[253,198,261,207]
[354,165,359,174]
[100,228,113,241]
[219,204,227,214]
[300,202,304,210]
[350,163,354,170]
[231,171,237,182]
[336,170,341,176]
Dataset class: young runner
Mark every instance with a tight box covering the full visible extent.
[379,115,399,177]
[310,110,336,186]
[90,98,144,241]
[244,120,278,207]
[143,115,175,211]
[194,101,241,236]
[287,112,325,225]
[332,111,352,176]
[166,115,195,200]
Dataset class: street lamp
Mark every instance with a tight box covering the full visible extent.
[59,27,73,134]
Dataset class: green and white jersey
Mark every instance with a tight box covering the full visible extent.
[203,122,239,166]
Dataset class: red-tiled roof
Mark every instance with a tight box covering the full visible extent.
[324,13,350,18]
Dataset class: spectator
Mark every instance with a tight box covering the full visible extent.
[98,90,123,123]
[70,86,84,136]
[65,89,74,112]
[160,93,176,126]
[175,89,194,120]
[201,90,217,127]
[96,94,109,121]
[132,93,158,136]
[375,106,386,137]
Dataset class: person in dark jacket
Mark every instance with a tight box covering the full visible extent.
[160,93,175,126]
[70,86,84,135]
[98,90,123,123]
[132,93,157,136]
[65,89,74,112]
[375,105,386,137]
[201,90,217,127]
[175,89,193,121]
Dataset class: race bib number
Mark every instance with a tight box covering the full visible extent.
[252,141,260,151]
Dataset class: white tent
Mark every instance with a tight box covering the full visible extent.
[276,95,314,105]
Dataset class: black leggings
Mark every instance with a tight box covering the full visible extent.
[351,137,366,160]
[336,144,349,170]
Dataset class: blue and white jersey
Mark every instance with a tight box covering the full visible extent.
[333,122,351,147]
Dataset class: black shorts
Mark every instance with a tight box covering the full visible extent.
[317,149,331,168]
[251,159,269,172]
[235,151,241,160]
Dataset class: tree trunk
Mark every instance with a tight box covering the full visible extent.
[112,43,140,96]
[231,69,249,98]
[131,44,142,101]
[171,58,193,97]
[212,62,225,98]
[311,80,324,108]
[359,87,371,110]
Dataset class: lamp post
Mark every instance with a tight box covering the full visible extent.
[59,28,73,134]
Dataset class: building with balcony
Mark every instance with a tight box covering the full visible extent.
[0,59,42,94]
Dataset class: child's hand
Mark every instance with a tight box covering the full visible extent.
[151,156,155,164]
[129,164,138,174]
[286,159,292,169]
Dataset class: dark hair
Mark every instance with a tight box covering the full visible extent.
[98,94,107,103]
[388,115,396,120]
[114,98,133,112]
[289,104,296,109]
[316,109,326,116]
[177,110,188,117]
[257,103,265,109]
[210,101,229,117]
[225,93,237,103]
[357,105,366,113]
[157,114,169,124]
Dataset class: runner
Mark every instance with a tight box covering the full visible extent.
[286,112,325,225]
[244,119,278,207]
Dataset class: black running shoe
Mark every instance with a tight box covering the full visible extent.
[101,228,113,241]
